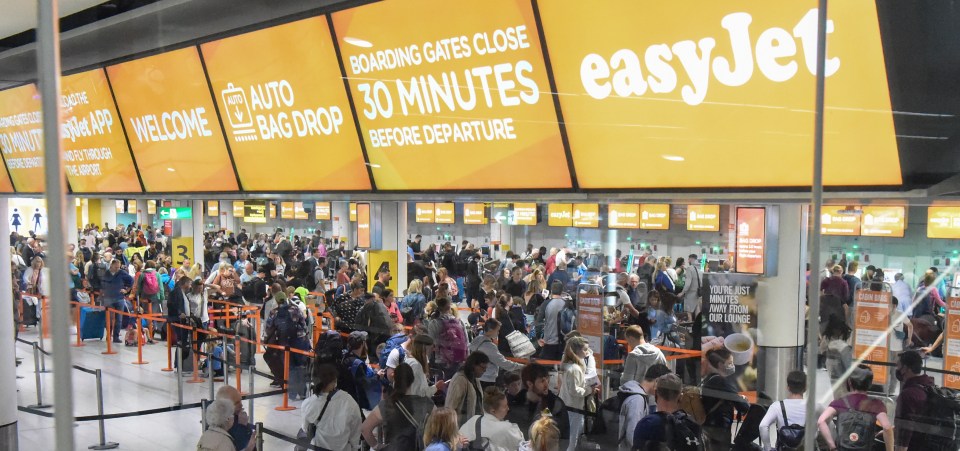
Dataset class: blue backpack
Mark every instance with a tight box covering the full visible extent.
[379,333,407,372]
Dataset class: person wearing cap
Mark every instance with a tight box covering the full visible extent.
[356,291,394,352]
[341,331,382,410]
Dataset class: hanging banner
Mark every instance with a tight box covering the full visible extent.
[701,273,759,391]
[945,297,960,389]
[852,290,891,385]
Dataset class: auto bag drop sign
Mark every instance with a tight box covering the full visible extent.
[107,47,238,192]
[537,0,901,189]
[331,0,571,190]
[201,18,371,191]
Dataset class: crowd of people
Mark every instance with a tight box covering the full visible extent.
[9,224,960,451]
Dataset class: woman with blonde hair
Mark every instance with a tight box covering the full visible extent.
[437,267,459,301]
[459,386,524,451]
[523,278,545,315]
[522,416,560,451]
[402,279,427,325]
[559,337,595,451]
[423,407,464,451]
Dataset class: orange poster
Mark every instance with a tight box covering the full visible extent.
[640,204,670,230]
[572,203,599,228]
[538,1,900,189]
[853,290,890,385]
[201,17,370,191]
[107,47,238,192]
[547,203,572,227]
[687,205,720,231]
[61,69,143,193]
[0,84,42,192]
[331,0,570,190]
[734,207,765,274]
[945,297,960,389]
[860,206,905,237]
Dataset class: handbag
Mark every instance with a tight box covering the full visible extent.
[775,401,805,451]
[505,330,536,359]
[468,416,490,451]
[294,389,337,451]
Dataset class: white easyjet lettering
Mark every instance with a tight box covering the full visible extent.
[579,9,839,106]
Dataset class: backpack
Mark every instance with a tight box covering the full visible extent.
[835,397,879,451]
[637,411,704,451]
[270,305,299,346]
[313,331,346,366]
[141,271,160,296]
[913,385,960,450]
[678,386,708,425]
[437,317,468,364]
[775,401,805,451]
[339,354,372,409]
[380,333,408,372]
[390,399,427,451]
[559,306,576,337]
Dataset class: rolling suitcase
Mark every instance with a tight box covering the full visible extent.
[79,307,106,340]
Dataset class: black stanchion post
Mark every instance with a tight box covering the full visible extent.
[88,368,119,450]
[201,399,209,432]
[28,342,51,409]
[177,346,184,406]
[255,422,263,451]
[248,362,255,425]
[38,337,50,373]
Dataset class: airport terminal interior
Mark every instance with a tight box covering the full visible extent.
[1,0,960,450]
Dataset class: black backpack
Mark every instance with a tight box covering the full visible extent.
[638,411,704,451]
[835,397,878,451]
[912,385,960,450]
[775,401,804,451]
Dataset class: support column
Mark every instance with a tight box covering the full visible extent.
[756,204,809,399]
[66,196,78,250]
[332,202,350,246]
[0,199,19,450]
[192,200,204,270]
[378,202,408,293]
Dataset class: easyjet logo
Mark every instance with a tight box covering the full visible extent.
[580,9,838,106]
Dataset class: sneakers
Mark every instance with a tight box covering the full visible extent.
[112,338,122,344]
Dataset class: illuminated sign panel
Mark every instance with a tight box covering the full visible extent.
[735,207,765,274]
[928,207,960,239]
[207,201,219,217]
[331,0,571,190]
[640,204,670,230]
[538,1,901,188]
[281,201,295,219]
[608,203,639,229]
[349,202,357,221]
[548,204,572,227]
[821,206,860,236]
[59,69,143,193]
[572,203,599,228]
[687,205,720,231]
[115,200,124,213]
[233,201,244,217]
[107,47,238,192]
[513,203,537,226]
[201,18,370,191]
[0,84,43,192]
[127,200,137,214]
[295,202,309,220]
[463,203,487,224]
[147,201,157,215]
[316,202,331,220]
[415,203,435,223]
[435,203,455,224]
[244,200,267,223]
[860,206,904,237]
[357,202,371,248]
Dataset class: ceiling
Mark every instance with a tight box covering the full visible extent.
[0,0,956,195]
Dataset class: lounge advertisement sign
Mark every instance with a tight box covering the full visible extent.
[701,273,759,391]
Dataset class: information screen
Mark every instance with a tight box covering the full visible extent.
[207,201,219,217]
[860,206,905,237]
[821,206,861,236]
[415,203,435,223]
[281,201,294,219]
[608,203,639,229]
[640,204,670,230]
[463,203,487,224]
[572,203,599,228]
[316,202,331,220]
[735,207,765,274]
[513,202,537,225]
[295,202,309,220]
[357,202,371,248]
[435,203,455,224]
[107,47,238,192]
[0,84,43,192]
[331,0,570,190]
[538,1,901,188]
[232,201,244,217]
[61,69,143,193]
[687,205,720,231]
[201,18,371,191]
[548,203,572,227]
[928,207,960,239]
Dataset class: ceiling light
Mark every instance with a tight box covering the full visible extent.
[366,163,381,168]
[662,155,684,162]
[344,37,373,48]
[167,167,176,172]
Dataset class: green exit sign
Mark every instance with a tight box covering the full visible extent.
[158,207,192,220]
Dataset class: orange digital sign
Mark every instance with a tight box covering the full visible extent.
[201,18,370,191]
[463,203,487,224]
[687,205,720,231]
[107,47,238,192]
[0,84,42,192]
[415,203,435,223]
[860,206,905,237]
[232,201,244,217]
[547,204,572,227]
[61,69,143,193]
[572,203,599,228]
[640,204,670,230]
[269,203,277,218]
[435,203,455,224]
[115,200,124,213]
[280,201,295,219]
[928,207,960,239]
[295,202,309,220]
[735,207,765,274]
[147,201,157,215]
[608,203,639,229]
[357,202,371,249]
[821,206,861,236]
[207,201,219,217]
[349,202,357,221]
[513,203,538,226]
[331,0,571,190]
[127,200,138,214]
[538,1,901,189]
[316,202,331,220]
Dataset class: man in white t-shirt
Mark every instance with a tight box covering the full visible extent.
[759,371,822,451]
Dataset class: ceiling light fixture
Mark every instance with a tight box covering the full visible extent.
[366,163,381,168]
[167,167,176,172]
[344,37,373,48]
[662,155,685,162]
